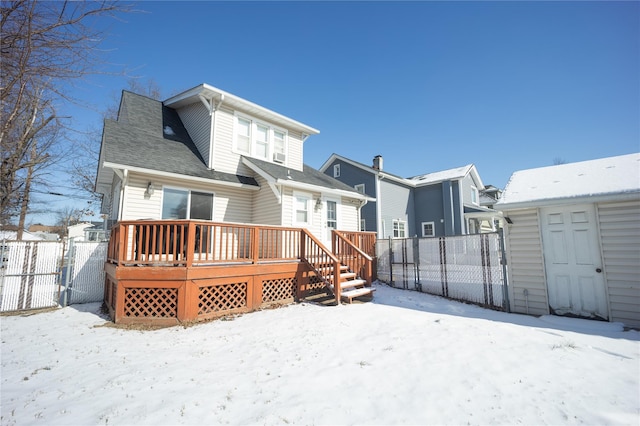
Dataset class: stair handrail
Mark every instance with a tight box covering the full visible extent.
[300,229,343,304]
[332,230,373,286]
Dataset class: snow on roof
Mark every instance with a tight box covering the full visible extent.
[408,164,473,184]
[496,153,640,209]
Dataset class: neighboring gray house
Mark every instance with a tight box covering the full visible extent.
[495,153,640,328]
[96,84,370,247]
[319,154,500,238]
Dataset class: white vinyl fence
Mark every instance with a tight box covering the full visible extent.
[0,240,108,312]
[376,232,509,311]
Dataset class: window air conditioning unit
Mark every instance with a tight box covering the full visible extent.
[273,152,286,163]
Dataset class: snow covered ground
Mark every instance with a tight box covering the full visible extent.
[1,282,638,425]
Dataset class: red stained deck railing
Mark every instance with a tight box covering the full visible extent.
[105,221,376,324]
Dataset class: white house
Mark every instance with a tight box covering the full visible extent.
[495,153,640,328]
[95,84,371,247]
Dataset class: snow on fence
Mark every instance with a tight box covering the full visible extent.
[376,232,509,311]
[0,241,63,311]
[0,240,108,313]
[62,241,108,305]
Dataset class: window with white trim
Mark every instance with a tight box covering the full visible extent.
[236,117,251,154]
[421,221,435,237]
[234,115,287,163]
[393,219,406,238]
[470,185,479,205]
[333,164,340,178]
[354,183,365,194]
[255,124,269,159]
[293,192,311,225]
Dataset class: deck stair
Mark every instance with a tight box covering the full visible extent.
[304,257,375,304]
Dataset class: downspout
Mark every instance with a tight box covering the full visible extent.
[376,174,383,238]
[119,169,128,221]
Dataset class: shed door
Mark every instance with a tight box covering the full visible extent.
[540,204,608,320]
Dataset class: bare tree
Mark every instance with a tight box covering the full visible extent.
[0,0,131,228]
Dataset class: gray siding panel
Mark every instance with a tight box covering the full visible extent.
[323,159,377,232]
[252,175,282,225]
[504,209,549,316]
[597,200,640,328]
[414,184,445,236]
[380,179,414,238]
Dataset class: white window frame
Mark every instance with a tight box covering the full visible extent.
[293,191,312,226]
[333,164,340,178]
[233,113,288,164]
[392,219,407,238]
[161,186,215,220]
[421,221,435,237]
[470,185,479,205]
[354,183,365,194]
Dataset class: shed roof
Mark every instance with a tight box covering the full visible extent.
[496,153,640,210]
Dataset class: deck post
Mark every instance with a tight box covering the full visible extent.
[186,222,195,267]
[118,223,126,265]
[334,258,341,304]
[252,226,260,264]
[300,229,306,260]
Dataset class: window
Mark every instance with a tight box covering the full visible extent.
[333,164,340,178]
[234,115,287,163]
[236,117,251,154]
[393,219,406,238]
[421,221,435,237]
[354,183,365,194]
[162,188,213,220]
[326,200,337,230]
[470,185,479,205]
[273,130,285,162]
[294,193,311,225]
[255,124,269,159]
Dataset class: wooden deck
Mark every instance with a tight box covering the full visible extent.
[104,221,376,325]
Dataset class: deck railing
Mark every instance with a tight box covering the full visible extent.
[332,230,373,286]
[107,220,304,266]
[106,220,376,307]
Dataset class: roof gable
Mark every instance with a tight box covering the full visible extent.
[496,153,640,209]
[97,91,258,190]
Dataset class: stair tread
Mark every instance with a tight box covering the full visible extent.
[340,278,367,289]
[341,287,375,298]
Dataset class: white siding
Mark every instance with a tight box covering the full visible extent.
[251,176,282,225]
[282,187,322,239]
[121,173,253,224]
[597,200,640,328]
[176,102,211,167]
[286,130,304,172]
[209,107,305,176]
[504,208,549,316]
[212,107,249,175]
[121,174,163,220]
[339,197,360,232]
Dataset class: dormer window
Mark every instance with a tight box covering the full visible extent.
[234,114,287,163]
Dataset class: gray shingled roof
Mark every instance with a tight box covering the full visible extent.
[100,91,258,187]
[243,157,363,195]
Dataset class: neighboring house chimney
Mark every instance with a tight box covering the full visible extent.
[373,155,383,171]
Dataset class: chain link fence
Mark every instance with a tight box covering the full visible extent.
[376,231,509,311]
[0,239,108,312]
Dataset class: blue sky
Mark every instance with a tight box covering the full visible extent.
[37,1,639,224]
